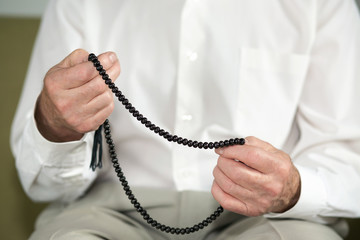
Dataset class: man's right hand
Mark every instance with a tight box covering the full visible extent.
[35,49,121,142]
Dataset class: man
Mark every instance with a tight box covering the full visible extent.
[11,0,360,239]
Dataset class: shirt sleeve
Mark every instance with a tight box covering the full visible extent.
[266,0,360,223]
[10,0,97,202]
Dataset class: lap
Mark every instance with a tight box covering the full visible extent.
[29,181,344,240]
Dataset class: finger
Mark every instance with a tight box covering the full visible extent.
[70,94,115,133]
[245,136,277,153]
[216,145,274,173]
[62,51,120,89]
[217,156,265,186]
[74,58,121,102]
[213,165,252,195]
[82,103,115,132]
[211,181,249,215]
[86,90,114,117]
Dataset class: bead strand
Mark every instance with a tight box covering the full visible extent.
[103,119,224,235]
[88,53,246,235]
[88,53,245,149]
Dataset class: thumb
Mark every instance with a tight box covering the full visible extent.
[59,48,90,68]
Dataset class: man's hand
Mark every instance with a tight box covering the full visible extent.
[211,136,301,216]
[35,49,121,142]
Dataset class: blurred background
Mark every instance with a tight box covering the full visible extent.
[0,0,359,239]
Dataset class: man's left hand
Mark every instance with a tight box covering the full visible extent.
[211,136,301,216]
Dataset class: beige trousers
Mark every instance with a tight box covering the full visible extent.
[29,181,344,240]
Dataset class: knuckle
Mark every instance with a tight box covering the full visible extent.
[55,99,70,115]
[266,182,283,198]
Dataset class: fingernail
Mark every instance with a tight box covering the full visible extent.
[109,53,117,63]
[215,148,224,155]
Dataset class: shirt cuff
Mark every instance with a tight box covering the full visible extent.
[29,111,94,167]
[264,165,330,223]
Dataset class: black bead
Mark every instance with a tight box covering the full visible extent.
[198,142,203,149]
[172,135,178,142]
[141,118,147,124]
[176,137,183,144]
[102,74,109,80]
[203,142,209,149]
[239,138,246,145]
[118,95,125,101]
[224,140,230,146]
[154,127,160,133]
[88,53,96,61]
[219,141,225,147]
[193,141,198,148]
[108,83,115,89]
[132,110,139,117]
[229,139,235,145]
[93,60,100,67]
[128,107,135,113]
[125,103,132,109]
[99,69,106,76]
[208,143,214,149]
[96,65,103,71]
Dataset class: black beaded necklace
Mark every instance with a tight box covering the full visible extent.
[88,53,245,235]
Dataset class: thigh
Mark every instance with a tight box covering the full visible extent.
[214,216,343,240]
[29,204,153,240]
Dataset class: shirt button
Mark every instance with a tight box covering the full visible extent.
[187,50,198,61]
[181,114,193,121]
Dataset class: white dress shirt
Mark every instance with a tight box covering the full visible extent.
[11,0,360,224]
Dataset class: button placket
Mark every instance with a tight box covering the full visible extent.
[171,2,205,190]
